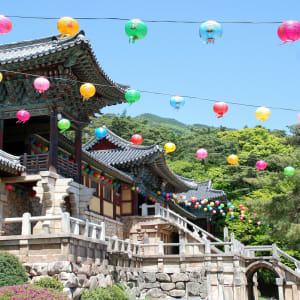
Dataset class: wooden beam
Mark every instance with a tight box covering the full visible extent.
[49,111,58,172]
[0,119,3,150]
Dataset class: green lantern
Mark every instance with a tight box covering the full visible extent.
[83,167,90,173]
[222,212,226,217]
[125,19,147,43]
[284,166,295,176]
[220,203,224,208]
[57,118,71,133]
[125,89,141,104]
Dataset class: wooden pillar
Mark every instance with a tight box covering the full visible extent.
[206,218,211,233]
[132,190,138,215]
[0,119,4,150]
[100,182,104,216]
[49,111,58,172]
[113,191,116,220]
[75,128,82,184]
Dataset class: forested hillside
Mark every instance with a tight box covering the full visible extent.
[82,113,300,259]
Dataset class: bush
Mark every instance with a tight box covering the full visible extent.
[0,285,68,299]
[33,276,63,291]
[0,252,27,287]
[81,284,129,300]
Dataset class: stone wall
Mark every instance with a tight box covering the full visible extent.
[24,260,208,300]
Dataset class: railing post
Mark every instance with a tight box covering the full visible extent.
[91,225,97,239]
[205,239,211,254]
[23,153,27,168]
[61,212,70,234]
[74,221,80,235]
[100,221,106,241]
[141,203,148,217]
[21,212,31,235]
[84,219,89,237]
[154,203,160,216]
[272,244,280,260]
[158,240,164,256]
[224,227,230,253]
[230,232,235,254]
[180,240,186,257]
[113,236,119,251]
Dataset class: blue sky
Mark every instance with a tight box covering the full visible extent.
[1,0,300,130]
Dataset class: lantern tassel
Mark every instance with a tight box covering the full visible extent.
[216,114,223,118]
[60,129,67,133]
[82,97,87,102]
[279,41,289,46]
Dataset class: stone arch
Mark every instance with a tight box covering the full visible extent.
[246,260,282,300]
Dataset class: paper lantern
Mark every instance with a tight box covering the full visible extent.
[125,89,141,104]
[170,95,185,110]
[0,15,12,35]
[5,184,13,191]
[95,127,107,139]
[196,148,208,160]
[227,154,239,166]
[131,134,143,145]
[277,21,300,44]
[16,110,30,124]
[199,20,222,44]
[213,101,228,118]
[57,17,79,38]
[125,19,147,43]
[284,166,295,176]
[33,77,50,93]
[255,107,270,123]
[191,197,197,203]
[164,142,176,154]
[80,83,96,102]
[0,73,3,82]
[256,160,267,171]
[57,118,71,133]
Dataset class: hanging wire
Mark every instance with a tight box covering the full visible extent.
[5,15,284,24]
[0,69,299,113]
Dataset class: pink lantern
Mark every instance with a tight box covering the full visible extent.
[0,15,12,35]
[5,184,13,191]
[33,77,50,93]
[298,114,300,122]
[196,148,208,160]
[16,110,30,124]
[212,210,217,214]
[277,21,300,45]
[257,221,261,226]
[215,201,220,206]
[256,160,267,171]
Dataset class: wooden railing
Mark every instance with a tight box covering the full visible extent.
[21,153,49,173]
[21,153,79,181]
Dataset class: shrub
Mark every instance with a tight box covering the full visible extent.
[0,252,27,287]
[0,284,68,299]
[81,284,129,300]
[33,276,63,291]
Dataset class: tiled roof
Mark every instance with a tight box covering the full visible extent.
[0,150,25,173]
[0,31,128,101]
[83,128,197,191]
[178,180,226,202]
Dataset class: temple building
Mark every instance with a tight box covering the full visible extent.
[0,32,298,300]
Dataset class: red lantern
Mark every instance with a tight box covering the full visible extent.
[35,142,42,148]
[123,185,127,190]
[191,197,197,203]
[69,159,74,163]
[5,184,13,191]
[130,134,143,145]
[93,172,98,177]
[213,101,228,118]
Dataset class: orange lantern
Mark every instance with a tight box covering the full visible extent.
[57,17,79,38]
[227,154,239,166]
[80,83,96,102]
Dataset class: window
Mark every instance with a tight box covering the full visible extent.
[91,181,99,197]
[104,187,112,201]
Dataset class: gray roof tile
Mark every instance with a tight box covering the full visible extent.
[0,150,25,173]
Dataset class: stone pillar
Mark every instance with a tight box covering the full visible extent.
[253,272,259,300]
[276,278,284,300]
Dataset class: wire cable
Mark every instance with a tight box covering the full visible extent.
[1,69,299,113]
[6,15,284,24]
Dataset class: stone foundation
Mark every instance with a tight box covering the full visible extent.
[24,260,208,299]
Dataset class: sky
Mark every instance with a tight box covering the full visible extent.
[1,0,300,130]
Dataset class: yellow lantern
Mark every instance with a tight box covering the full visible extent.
[164,142,176,154]
[57,17,79,38]
[255,106,271,123]
[80,83,96,102]
[0,72,3,82]
[248,220,253,224]
[204,199,208,204]
[210,202,215,207]
[42,146,49,153]
[157,191,161,195]
[204,208,208,212]
[227,154,239,166]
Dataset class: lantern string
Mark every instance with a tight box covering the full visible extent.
[0,69,300,113]
[5,15,284,24]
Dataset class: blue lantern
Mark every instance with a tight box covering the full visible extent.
[230,215,235,219]
[170,95,185,110]
[95,127,107,139]
[199,20,222,44]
